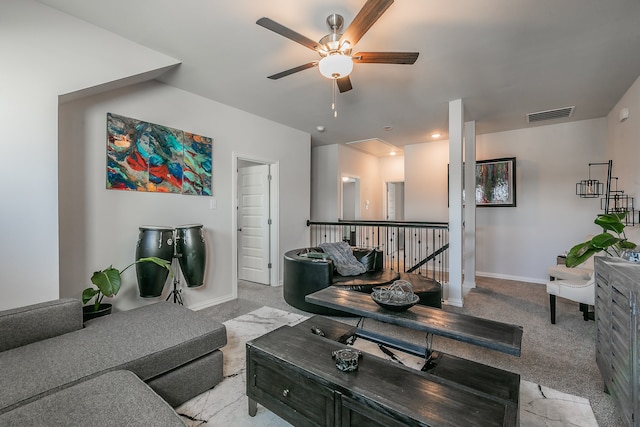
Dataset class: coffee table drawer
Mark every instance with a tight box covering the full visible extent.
[247,349,335,426]
[340,395,415,427]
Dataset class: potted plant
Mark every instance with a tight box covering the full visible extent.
[566,212,637,268]
[82,257,172,322]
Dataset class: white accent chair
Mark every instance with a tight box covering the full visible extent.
[546,226,640,324]
[547,256,594,324]
[546,274,595,324]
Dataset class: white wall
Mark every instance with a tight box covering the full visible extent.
[379,155,405,184]
[0,0,180,310]
[405,119,607,283]
[379,154,405,220]
[311,144,386,220]
[311,145,339,221]
[404,141,450,221]
[607,75,640,199]
[58,81,310,311]
[338,145,382,220]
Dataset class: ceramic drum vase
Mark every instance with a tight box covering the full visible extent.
[135,226,175,297]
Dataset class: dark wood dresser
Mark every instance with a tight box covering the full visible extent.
[594,256,640,426]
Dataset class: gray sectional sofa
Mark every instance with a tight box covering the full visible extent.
[0,298,227,425]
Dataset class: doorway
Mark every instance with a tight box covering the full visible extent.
[386,181,405,251]
[386,181,405,221]
[234,156,279,288]
[341,176,360,220]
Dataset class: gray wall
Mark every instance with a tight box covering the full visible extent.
[0,0,180,310]
[405,118,608,283]
[1,0,310,311]
[58,81,310,311]
[311,117,625,284]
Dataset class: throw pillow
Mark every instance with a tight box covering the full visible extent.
[357,249,378,272]
[319,242,367,276]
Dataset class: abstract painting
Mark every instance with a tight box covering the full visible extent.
[475,157,516,207]
[106,113,212,196]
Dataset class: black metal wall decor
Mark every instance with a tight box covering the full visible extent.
[601,177,635,225]
[576,160,636,225]
[576,161,610,199]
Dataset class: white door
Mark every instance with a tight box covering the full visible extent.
[387,182,405,250]
[386,182,405,220]
[238,164,271,284]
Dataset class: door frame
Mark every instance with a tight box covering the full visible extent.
[340,175,360,220]
[384,180,405,220]
[232,152,280,294]
[383,179,405,221]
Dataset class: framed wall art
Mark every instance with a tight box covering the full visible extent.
[106,112,213,196]
[448,157,517,207]
[475,157,516,207]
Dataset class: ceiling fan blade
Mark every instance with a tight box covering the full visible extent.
[340,0,394,47]
[257,17,321,52]
[353,52,419,64]
[337,76,353,93]
[267,62,318,80]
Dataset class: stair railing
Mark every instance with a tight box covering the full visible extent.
[306,220,449,284]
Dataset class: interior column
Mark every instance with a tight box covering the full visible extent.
[463,121,477,293]
[447,99,464,307]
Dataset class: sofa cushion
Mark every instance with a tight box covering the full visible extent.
[354,249,378,271]
[147,350,223,407]
[0,370,186,426]
[0,299,82,352]
[319,241,367,276]
[0,302,226,414]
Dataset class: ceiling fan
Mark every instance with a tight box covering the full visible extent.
[256,0,419,94]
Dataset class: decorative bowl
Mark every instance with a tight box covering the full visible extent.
[371,292,420,311]
[371,280,420,312]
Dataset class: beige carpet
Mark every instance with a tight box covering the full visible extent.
[195,277,625,426]
[178,306,598,426]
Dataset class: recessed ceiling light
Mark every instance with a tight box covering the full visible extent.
[390,151,396,156]
[431,133,441,138]
[383,126,393,131]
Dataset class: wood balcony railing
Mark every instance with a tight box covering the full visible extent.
[306,220,449,284]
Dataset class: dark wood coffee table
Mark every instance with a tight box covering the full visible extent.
[306,286,523,356]
[247,324,518,426]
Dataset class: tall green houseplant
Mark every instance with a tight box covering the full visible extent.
[566,212,637,268]
[83,257,172,311]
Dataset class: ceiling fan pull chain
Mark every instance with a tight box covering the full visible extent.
[332,79,338,118]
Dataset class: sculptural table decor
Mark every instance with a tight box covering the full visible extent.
[371,280,420,312]
[331,348,362,372]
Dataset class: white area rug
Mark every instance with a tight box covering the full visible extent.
[177,307,598,426]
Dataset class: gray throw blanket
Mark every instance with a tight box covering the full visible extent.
[319,242,367,276]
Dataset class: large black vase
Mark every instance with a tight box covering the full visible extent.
[82,303,112,323]
[135,226,175,297]
[175,224,206,288]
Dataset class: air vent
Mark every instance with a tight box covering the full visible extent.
[345,138,402,157]
[527,106,575,123]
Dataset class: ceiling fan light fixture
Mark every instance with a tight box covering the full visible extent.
[319,54,353,79]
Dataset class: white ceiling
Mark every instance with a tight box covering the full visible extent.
[39,0,640,148]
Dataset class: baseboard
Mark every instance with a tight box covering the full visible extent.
[440,282,465,307]
[476,271,547,285]
[189,294,237,311]
[443,297,464,307]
